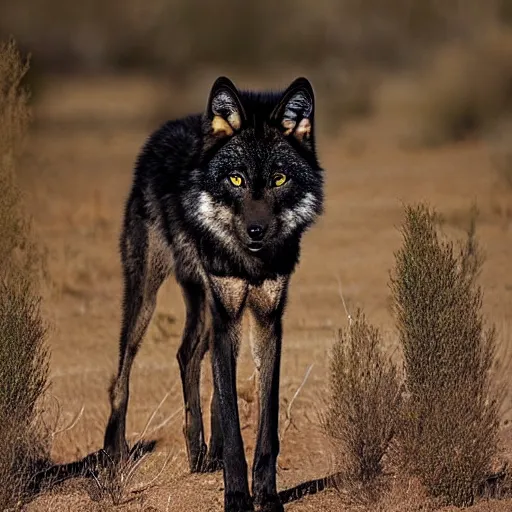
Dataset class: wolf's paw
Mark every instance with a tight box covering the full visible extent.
[201,455,223,473]
[189,443,208,473]
[254,494,284,512]
[102,439,129,465]
[225,492,254,512]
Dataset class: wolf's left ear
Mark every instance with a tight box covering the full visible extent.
[271,77,315,150]
[205,76,246,141]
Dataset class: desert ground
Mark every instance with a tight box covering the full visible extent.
[18,74,512,511]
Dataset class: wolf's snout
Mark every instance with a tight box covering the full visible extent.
[247,223,267,242]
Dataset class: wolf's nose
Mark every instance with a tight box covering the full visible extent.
[247,224,266,241]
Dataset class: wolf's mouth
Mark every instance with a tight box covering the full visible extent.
[247,242,263,253]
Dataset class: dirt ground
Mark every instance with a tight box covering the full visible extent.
[19,75,512,511]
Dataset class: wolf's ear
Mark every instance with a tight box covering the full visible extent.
[271,77,315,150]
[205,76,245,141]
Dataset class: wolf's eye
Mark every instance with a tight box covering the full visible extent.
[272,173,287,187]
[229,174,244,187]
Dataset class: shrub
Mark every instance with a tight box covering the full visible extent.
[323,310,402,503]
[0,38,51,509]
[390,204,500,506]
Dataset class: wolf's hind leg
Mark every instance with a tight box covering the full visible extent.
[103,205,171,462]
[177,280,211,473]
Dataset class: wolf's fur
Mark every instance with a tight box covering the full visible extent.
[103,76,324,512]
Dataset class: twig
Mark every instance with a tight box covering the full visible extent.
[280,364,314,443]
[52,404,85,438]
[44,393,63,434]
[89,467,105,497]
[132,391,170,441]
[122,452,151,488]
[336,275,352,326]
[145,407,183,438]
[131,382,180,440]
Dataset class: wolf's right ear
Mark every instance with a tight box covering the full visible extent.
[204,77,246,141]
[271,77,315,151]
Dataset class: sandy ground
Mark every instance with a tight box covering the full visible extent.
[18,75,512,511]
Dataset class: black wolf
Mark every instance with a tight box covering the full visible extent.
[103,76,324,512]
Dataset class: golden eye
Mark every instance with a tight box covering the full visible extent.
[229,174,244,187]
[272,173,287,187]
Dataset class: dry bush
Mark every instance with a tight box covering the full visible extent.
[390,204,501,507]
[0,38,51,509]
[489,122,512,191]
[322,310,402,504]
[498,0,512,24]
[88,448,175,506]
[379,25,512,147]
[421,27,512,145]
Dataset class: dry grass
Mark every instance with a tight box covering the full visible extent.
[390,204,501,507]
[322,310,402,504]
[0,38,51,509]
[89,448,176,506]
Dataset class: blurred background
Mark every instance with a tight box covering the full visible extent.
[2,0,512,140]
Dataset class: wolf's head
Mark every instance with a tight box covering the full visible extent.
[191,76,323,257]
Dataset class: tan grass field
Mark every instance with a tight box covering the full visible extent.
[18,74,512,511]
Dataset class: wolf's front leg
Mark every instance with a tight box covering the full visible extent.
[208,276,252,512]
[248,277,289,512]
